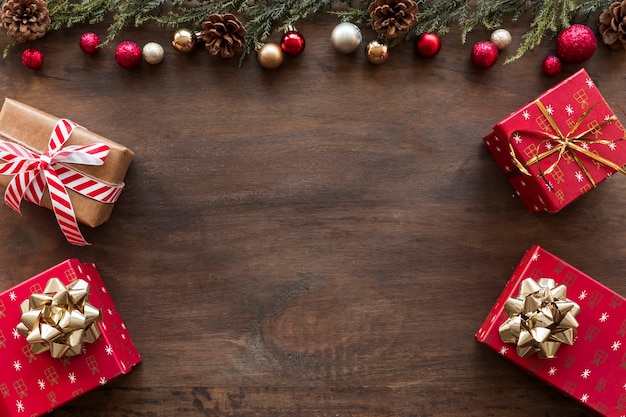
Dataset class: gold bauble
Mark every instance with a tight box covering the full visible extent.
[257,43,284,69]
[172,29,197,53]
[365,40,389,64]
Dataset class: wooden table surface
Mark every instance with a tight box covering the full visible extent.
[0,12,623,417]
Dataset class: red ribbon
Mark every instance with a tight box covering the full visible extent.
[0,119,124,245]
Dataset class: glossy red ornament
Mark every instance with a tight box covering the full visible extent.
[555,24,596,64]
[22,48,44,70]
[471,41,498,68]
[79,32,101,54]
[542,55,562,76]
[280,29,306,56]
[415,32,441,58]
[115,41,142,69]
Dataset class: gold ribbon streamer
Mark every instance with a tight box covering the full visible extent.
[509,99,626,187]
[499,277,580,359]
[16,278,102,358]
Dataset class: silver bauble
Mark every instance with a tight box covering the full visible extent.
[330,22,362,54]
[142,42,164,65]
[490,29,512,50]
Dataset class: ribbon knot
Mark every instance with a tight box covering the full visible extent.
[509,99,626,187]
[0,119,125,245]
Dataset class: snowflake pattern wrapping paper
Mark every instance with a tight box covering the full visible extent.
[483,68,626,213]
[0,259,141,416]
[476,246,626,416]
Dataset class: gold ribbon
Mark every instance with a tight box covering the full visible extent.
[509,99,626,187]
[16,278,102,358]
[499,277,580,359]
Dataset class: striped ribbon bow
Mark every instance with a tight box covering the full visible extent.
[0,119,124,246]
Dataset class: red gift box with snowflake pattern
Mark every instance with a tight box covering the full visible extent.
[0,259,141,416]
[476,246,626,416]
[483,68,626,213]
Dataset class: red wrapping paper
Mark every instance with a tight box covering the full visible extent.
[0,259,141,416]
[476,246,626,416]
[483,68,626,213]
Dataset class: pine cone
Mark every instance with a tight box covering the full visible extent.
[368,0,418,40]
[1,0,51,43]
[599,2,626,50]
[200,13,246,58]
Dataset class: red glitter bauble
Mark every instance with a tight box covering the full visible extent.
[80,32,101,54]
[22,48,44,70]
[280,29,306,56]
[555,24,596,64]
[115,41,142,69]
[415,33,441,58]
[471,41,498,68]
[542,55,562,77]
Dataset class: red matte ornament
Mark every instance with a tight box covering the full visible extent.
[80,32,101,54]
[541,55,562,76]
[280,29,306,56]
[471,41,498,68]
[21,48,44,70]
[415,32,441,58]
[555,24,596,64]
[115,41,142,68]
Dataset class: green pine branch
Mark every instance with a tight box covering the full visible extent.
[2,0,614,63]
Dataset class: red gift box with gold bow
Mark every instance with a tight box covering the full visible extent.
[476,246,626,416]
[0,259,141,416]
[483,68,626,213]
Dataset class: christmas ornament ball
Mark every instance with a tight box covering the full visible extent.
[490,29,512,50]
[542,55,562,77]
[330,22,362,54]
[471,41,498,68]
[172,28,197,53]
[115,41,142,69]
[555,24,596,64]
[257,43,284,69]
[365,40,389,64]
[22,48,43,70]
[143,42,164,65]
[79,32,101,54]
[281,29,306,56]
[415,32,441,58]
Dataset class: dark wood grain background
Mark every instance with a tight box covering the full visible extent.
[0,11,622,417]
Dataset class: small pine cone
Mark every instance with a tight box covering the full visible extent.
[1,0,51,43]
[599,1,626,50]
[200,13,246,58]
[368,0,418,40]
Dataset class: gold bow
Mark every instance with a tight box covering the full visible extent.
[510,99,626,187]
[499,277,580,359]
[16,278,102,358]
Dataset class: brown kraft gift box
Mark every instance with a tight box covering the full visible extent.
[0,98,134,227]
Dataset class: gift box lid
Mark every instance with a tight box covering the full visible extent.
[476,246,626,416]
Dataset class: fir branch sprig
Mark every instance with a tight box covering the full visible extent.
[3,0,613,63]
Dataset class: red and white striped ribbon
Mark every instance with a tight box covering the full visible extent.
[0,119,124,246]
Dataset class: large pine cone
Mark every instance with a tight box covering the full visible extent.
[200,13,246,58]
[599,2,626,50]
[1,0,51,42]
[368,0,418,39]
